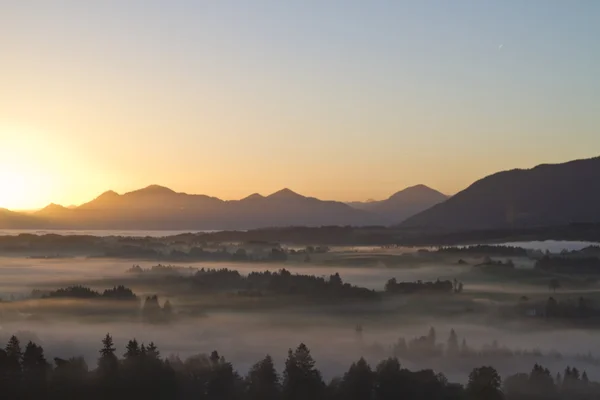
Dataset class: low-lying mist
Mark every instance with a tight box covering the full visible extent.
[2,308,600,383]
[2,252,600,383]
[0,256,469,294]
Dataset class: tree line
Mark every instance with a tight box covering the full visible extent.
[436,245,528,257]
[185,268,378,300]
[535,256,600,274]
[30,268,379,307]
[32,285,138,301]
[127,265,460,299]
[384,278,463,294]
[1,333,600,400]
[390,327,600,366]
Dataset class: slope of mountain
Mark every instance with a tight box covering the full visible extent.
[35,203,71,216]
[227,188,381,229]
[348,185,448,223]
[401,157,600,231]
[0,208,47,229]
[79,185,224,211]
[2,185,382,230]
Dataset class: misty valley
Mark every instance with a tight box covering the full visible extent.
[4,0,599,397]
[2,234,600,399]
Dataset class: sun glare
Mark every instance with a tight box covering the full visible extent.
[0,170,41,210]
[0,130,59,210]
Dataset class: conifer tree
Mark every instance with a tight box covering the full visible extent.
[283,344,324,400]
[339,357,373,400]
[97,333,118,379]
[247,355,280,400]
[447,329,459,356]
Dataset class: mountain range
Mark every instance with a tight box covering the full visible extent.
[5,185,436,230]
[401,156,600,231]
[22,186,372,230]
[2,156,599,231]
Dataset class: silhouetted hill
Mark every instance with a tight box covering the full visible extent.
[348,185,448,223]
[240,193,265,201]
[2,186,381,230]
[35,203,71,216]
[0,208,47,229]
[402,157,600,231]
[231,189,382,228]
[266,188,304,199]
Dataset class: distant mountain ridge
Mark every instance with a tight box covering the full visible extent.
[1,184,452,230]
[0,208,44,229]
[3,156,598,231]
[347,185,448,224]
[401,157,600,231]
[2,185,385,230]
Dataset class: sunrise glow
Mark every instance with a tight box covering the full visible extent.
[1,2,598,210]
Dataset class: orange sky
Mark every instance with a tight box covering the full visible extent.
[1,2,599,210]
[0,126,593,210]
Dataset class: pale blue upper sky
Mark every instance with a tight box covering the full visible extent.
[0,1,599,209]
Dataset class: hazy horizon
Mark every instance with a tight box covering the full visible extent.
[2,1,599,210]
[3,155,596,211]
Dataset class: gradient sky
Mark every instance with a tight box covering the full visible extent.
[1,1,599,210]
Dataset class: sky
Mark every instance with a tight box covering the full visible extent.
[1,0,599,210]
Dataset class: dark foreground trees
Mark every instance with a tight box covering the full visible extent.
[283,343,325,400]
[247,355,279,400]
[1,334,600,400]
[466,366,503,400]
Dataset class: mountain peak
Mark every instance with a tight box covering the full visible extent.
[42,203,68,211]
[241,193,265,201]
[35,203,70,215]
[388,184,446,200]
[410,184,429,190]
[130,185,177,196]
[76,190,121,209]
[346,184,448,223]
[98,190,119,198]
[267,188,304,199]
